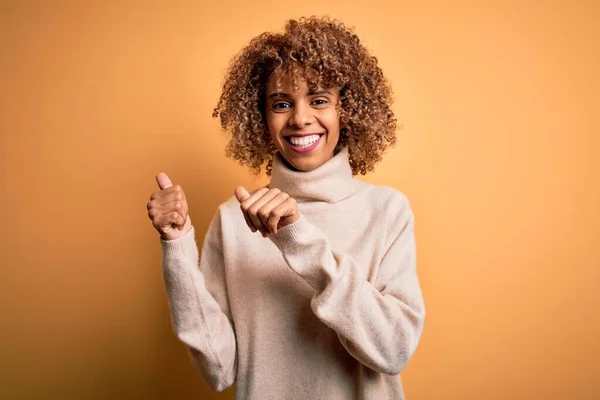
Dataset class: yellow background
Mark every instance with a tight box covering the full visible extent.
[1,1,598,399]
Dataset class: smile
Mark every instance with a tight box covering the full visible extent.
[284,134,324,153]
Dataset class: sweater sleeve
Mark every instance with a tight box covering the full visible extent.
[160,211,237,391]
[271,201,425,376]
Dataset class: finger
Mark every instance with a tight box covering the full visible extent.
[178,215,190,230]
[153,211,185,231]
[234,186,257,233]
[246,189,279,236]
[238,187,270,209]
[266,207,283,235]
[171,199,188,226]
[147,193,188,219]
[268,198,297,234]
[234,186,251,203]
[234,186,258,232]
[156,173,173,190]
[239,187,270,235]
[149,183,184,201]
[258,192,289,233]
[148,200,188,225]
[241,211,257,233]
[148,191,185,209]
[252,189,283,229]
[249,208,268,237]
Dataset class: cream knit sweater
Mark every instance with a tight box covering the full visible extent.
[160,147,425,399]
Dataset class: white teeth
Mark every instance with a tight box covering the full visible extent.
[289,134,321,147]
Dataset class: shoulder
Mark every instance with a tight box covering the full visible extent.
[219,194,242,214]
[358,182,413,216]
[213,195,242,226]
[200,195,245,240]
[353,182,415,235]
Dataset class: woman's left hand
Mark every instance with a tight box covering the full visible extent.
[234,186,300,237]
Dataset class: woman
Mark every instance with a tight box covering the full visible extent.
[146,16,425,400]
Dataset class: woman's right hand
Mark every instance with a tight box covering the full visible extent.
[147,173,192,241]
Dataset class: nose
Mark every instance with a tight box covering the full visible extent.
[288,102,313,128]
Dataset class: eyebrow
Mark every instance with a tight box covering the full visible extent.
[267,89,333,99]
[267,92,290,99]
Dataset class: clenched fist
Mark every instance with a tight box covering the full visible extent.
[147,173,192,240]
[234,186,300,237]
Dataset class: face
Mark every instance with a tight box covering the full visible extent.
[265,71,340,172]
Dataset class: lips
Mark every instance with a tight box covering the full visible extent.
[284,133,324,153]
[284,132,325,138]
[286,134,321,146]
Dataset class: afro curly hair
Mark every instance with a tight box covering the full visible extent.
[213,16,398,176]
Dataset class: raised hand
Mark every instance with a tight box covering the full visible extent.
[234,186,300,237]
[147,173,192,240]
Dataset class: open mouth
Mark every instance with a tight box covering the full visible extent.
[284,134,324,153]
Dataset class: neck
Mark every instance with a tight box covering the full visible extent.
[269,146,362,203]
[279,147,341,172]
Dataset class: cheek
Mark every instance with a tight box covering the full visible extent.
[323,110,340,134]
[266,113,286,137]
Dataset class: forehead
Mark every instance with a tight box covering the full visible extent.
[266,70,307,92]
[265,69,335,95]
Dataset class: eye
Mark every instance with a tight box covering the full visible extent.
[311,99,329,107]
[272,102,291,112]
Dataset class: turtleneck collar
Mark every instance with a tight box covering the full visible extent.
[269,146,363,203]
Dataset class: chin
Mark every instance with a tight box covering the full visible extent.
[275,135,339,172]
[288,153,329,172]
[292,160,319,172]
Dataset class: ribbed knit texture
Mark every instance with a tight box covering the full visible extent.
[160,147,425,399]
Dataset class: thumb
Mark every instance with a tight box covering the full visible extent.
[155,173,173,190]
[234,186,251,203]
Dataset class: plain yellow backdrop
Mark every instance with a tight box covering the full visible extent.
[1,1,598,399]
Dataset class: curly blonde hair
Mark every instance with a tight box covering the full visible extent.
[213,16,398,175]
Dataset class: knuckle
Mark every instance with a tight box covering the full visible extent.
[174,202,182,210]
[173,184,182,192]
[258,209,269,219]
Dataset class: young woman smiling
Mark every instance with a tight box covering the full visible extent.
[146,16,425,400]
